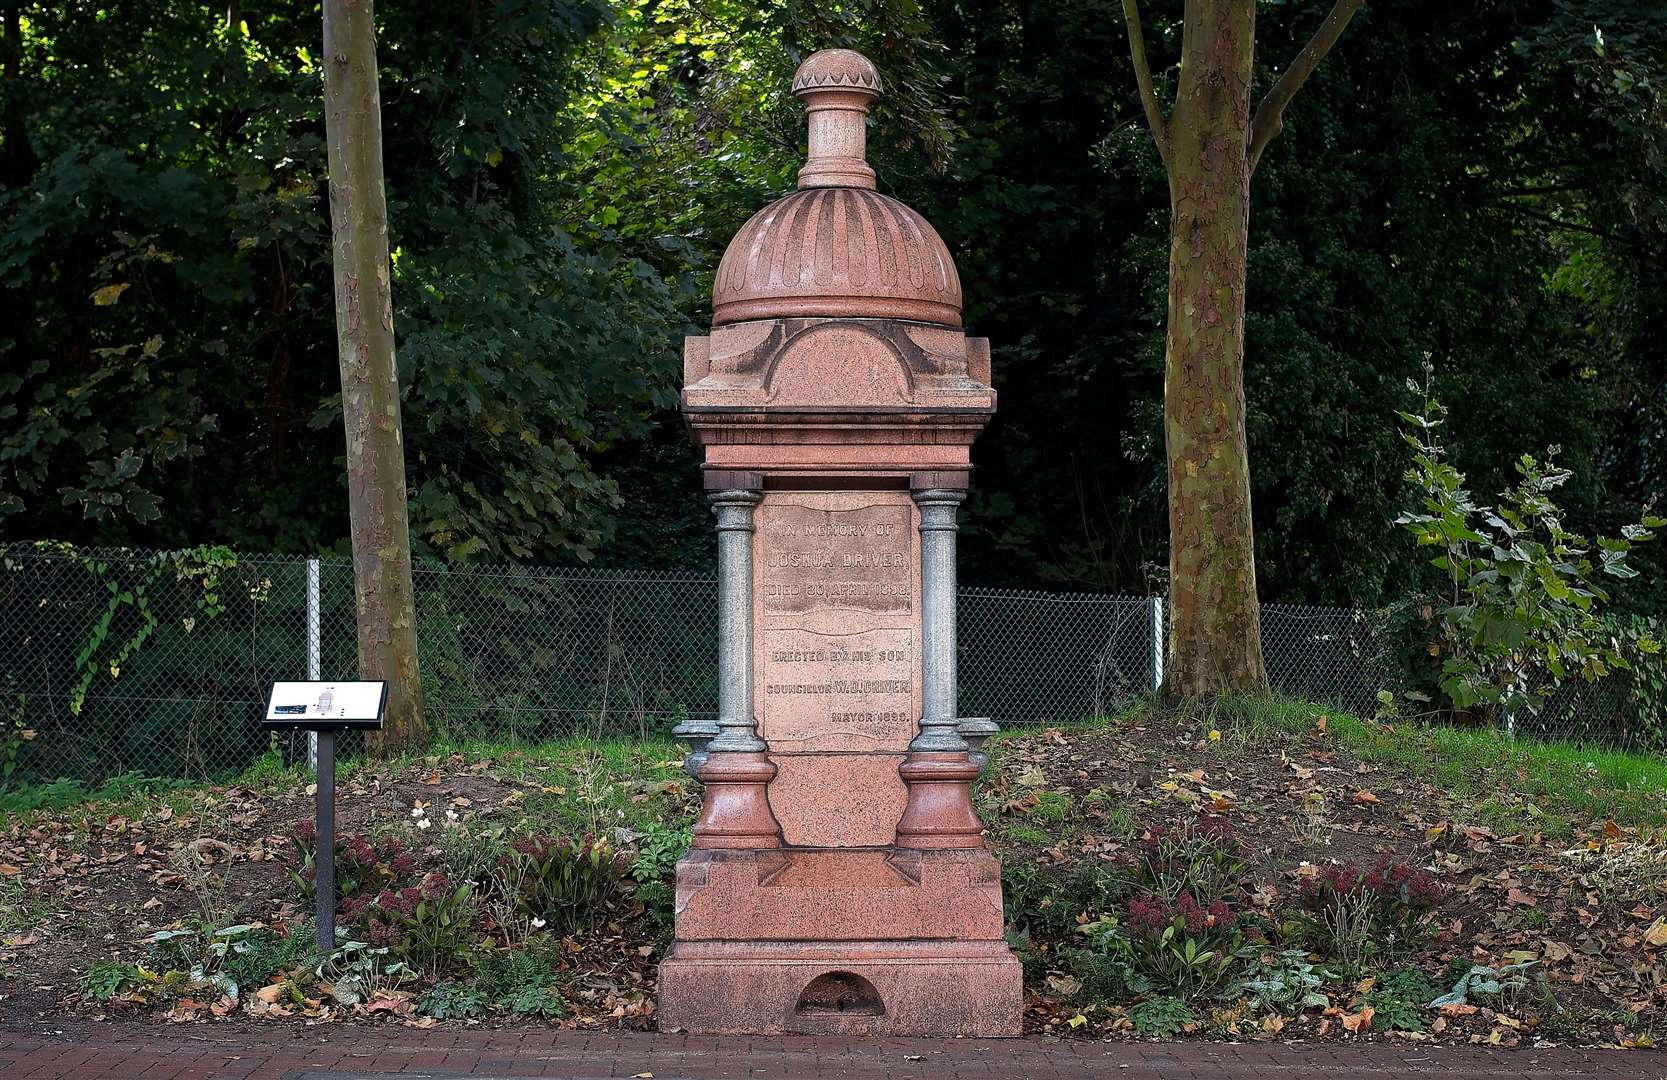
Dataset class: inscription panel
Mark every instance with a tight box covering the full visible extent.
[755,492,920,755]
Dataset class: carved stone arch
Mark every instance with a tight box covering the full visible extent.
[762,321,913,407]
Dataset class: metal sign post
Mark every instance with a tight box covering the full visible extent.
[263,680,386,956]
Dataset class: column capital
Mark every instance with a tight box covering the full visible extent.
[709,488,763,533]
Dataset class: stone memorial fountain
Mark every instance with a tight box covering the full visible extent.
[658,48,1022,1037]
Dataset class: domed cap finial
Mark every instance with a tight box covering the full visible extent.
[792,49,883,190]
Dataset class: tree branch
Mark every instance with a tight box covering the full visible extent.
[1120,0,1169,171]
[1248,0,1366,174]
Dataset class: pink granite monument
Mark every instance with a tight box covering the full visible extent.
[658,49,1022,1037]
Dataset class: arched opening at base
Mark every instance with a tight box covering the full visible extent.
[794,970,885,1016]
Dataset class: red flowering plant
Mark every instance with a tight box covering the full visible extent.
[1295,856,1447,973]
[1065,815,1260,1002]
[1118,889,1256,997]
[340,870,478,978]
[288,819,418,903]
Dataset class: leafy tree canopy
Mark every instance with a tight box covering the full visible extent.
[1,0,1661,612]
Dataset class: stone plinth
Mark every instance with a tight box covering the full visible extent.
[661,47,1020,1038]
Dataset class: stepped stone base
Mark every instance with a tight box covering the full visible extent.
[657,939,1022,1036]
[658,847,1022,1036]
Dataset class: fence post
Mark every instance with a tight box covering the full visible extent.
[307,557,322,770]
[1149,595,1164,693]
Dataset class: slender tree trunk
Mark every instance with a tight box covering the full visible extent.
[1162,0,1266,695]
[1120,0,1364,699]
[321,0,427,753]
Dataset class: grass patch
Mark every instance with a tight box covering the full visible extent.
[1174,693,1667,830]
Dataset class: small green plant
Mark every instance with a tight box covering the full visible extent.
[502,835,628,935]
[1122,893,1256,998]
[418,981,488,1019]
[469,941,567,1016]
[629,821,690,931]
[1060,920,1149,1005]
[1125,816,1245,903]
[437,824,508,888]
[1396,367,1661,720]
[312,939,413,1006]
[1365,968,1442,1031]
[1227,949,1333,1013]
[1129,994,1196,1036]
[80,960,148,1002]
[1430,960,1538,1008]
[290,821,418,902]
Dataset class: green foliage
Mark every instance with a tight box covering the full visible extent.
[1128,994,1196,1037]
[144,922,314,1001]
[80,961,148,1002]
[342,872,478,978]
[1431,961,1539,1008]
[1226,950,1334,1014]
[1365,968,1443,1032]
[629,821,690,931]
[1001,857,1129,938]
[1396,370,1661,719]
[418,981,489,1020]
[1060,923,1149,1006]
[311,940,414,1007]
[468,942,568,1017]
[1617,616,1667,749]
[502,834,628,935]
[1293,858,1446,974]
[1124,817,1246,904]
[288,822,417,903]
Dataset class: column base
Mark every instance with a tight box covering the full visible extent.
[895,751,984,849]
[690,751,782,849]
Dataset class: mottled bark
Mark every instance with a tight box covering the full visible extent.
[1161,0,1265,696]
[1121,0,1365,698]
[322,0,427,753]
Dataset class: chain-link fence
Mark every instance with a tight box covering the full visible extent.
[0,543,1650,786]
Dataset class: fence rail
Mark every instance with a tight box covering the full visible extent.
[0,544,1647,786]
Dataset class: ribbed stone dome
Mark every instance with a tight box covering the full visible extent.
[712,187,962,326]
[710,50,963,328]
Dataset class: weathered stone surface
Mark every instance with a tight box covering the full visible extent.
[766,753,907,847]
[672,847,1005,942]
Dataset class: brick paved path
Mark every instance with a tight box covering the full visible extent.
[1,1027,1663,1080]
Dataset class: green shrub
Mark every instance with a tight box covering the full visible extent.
[629,822,689,930]
[1396,371,1661,720]
[1129,994,1195,1036]
[1002,857,1130,937]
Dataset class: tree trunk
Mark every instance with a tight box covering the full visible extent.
[1161,0,1267,696]
[321,0,427,754]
